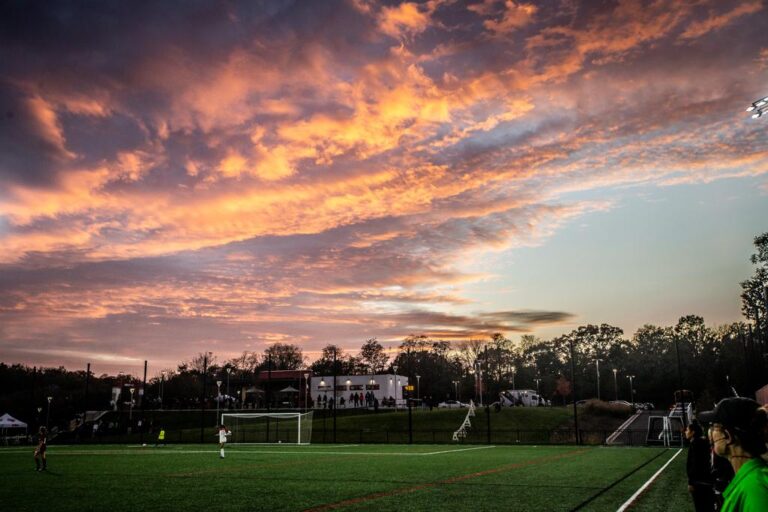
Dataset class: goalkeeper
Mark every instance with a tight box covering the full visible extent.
[216,424,231,458]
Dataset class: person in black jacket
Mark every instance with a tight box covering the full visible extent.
[685,421,714,511]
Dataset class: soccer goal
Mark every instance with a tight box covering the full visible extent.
[221,412,314,445]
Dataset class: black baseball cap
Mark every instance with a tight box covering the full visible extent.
[697,397,761,430]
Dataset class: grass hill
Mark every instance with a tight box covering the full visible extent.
[70,404,631,445]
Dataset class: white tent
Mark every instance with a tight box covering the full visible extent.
[0,413,27,429]
[1,413,28,445]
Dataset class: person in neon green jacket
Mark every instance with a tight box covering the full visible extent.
[699,398,768,512]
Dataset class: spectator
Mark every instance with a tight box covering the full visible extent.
[713,452,736,511]
[685,421,714,511]
[699,397,768,512]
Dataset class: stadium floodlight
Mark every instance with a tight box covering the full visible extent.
[216,380,223,426]
[746,96,768,119]
[160,371,166,410]
[626,375,636,409]
[226,368,232,408]
[46,396,53,429]
[392,365,399,407]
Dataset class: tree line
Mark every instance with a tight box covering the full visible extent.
[2,233,766,424]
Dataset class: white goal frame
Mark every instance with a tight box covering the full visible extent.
[221,412,313,445]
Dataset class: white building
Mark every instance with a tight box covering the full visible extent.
[311,374,410,408]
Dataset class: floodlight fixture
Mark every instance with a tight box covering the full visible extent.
[746,96,768,119]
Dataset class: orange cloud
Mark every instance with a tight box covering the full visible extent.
[378,2,432,38]
[679,1,763,40]
[483,1,537,35]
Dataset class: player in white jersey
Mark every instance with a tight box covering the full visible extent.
[216,425,231,458]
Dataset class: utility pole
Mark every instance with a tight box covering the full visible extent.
[200,353,208,443]
[140,360,147,444]
[332,349,337,443]
[84,363,91,422]
[595,359,601,401]
[568,339,580,445]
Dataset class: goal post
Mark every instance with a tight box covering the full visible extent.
[220,412,314,445]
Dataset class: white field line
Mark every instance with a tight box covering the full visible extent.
[227,443,360,447]
[616,448,683,512]
[0,445,496,457]
[421,445,496,455]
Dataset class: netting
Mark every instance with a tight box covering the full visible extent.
[221,412,314,444]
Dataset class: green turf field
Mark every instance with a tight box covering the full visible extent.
[0,444,693,511]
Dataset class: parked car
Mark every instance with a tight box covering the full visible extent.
[437,400,469,409]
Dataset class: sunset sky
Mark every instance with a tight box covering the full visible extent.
[1,0,767,376]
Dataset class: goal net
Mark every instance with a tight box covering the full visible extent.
[220,412,314,445]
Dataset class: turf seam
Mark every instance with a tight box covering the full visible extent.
[568,449,670,511]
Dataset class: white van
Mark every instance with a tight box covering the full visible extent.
[499,389,547,407]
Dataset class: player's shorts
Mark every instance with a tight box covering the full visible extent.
[36,444,47,454]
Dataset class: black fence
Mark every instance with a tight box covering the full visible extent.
[38,406,683,448]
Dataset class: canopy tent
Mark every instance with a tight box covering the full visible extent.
[279,386,299,393]
[0,413,27,429]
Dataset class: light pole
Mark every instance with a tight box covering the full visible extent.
[128,387,135,433]
[226,367,232,409]
[534,378,541,396]
[415,374,421,400]
[627,375,636,409]
[510,367,516,390]
[304,372,310,410]
[160,371,166,410]
[45,397,52,430]
[595,359,601,401]
[474,361,483,406]
[612,369,618,401]
[746,96,768,119]
[216,380,222,426]
[452,380,459,401]
[392,365,398,407]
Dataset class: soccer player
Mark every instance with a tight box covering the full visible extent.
[34,426,47,472]
[155,427,166,447]
[216,424,231,458]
